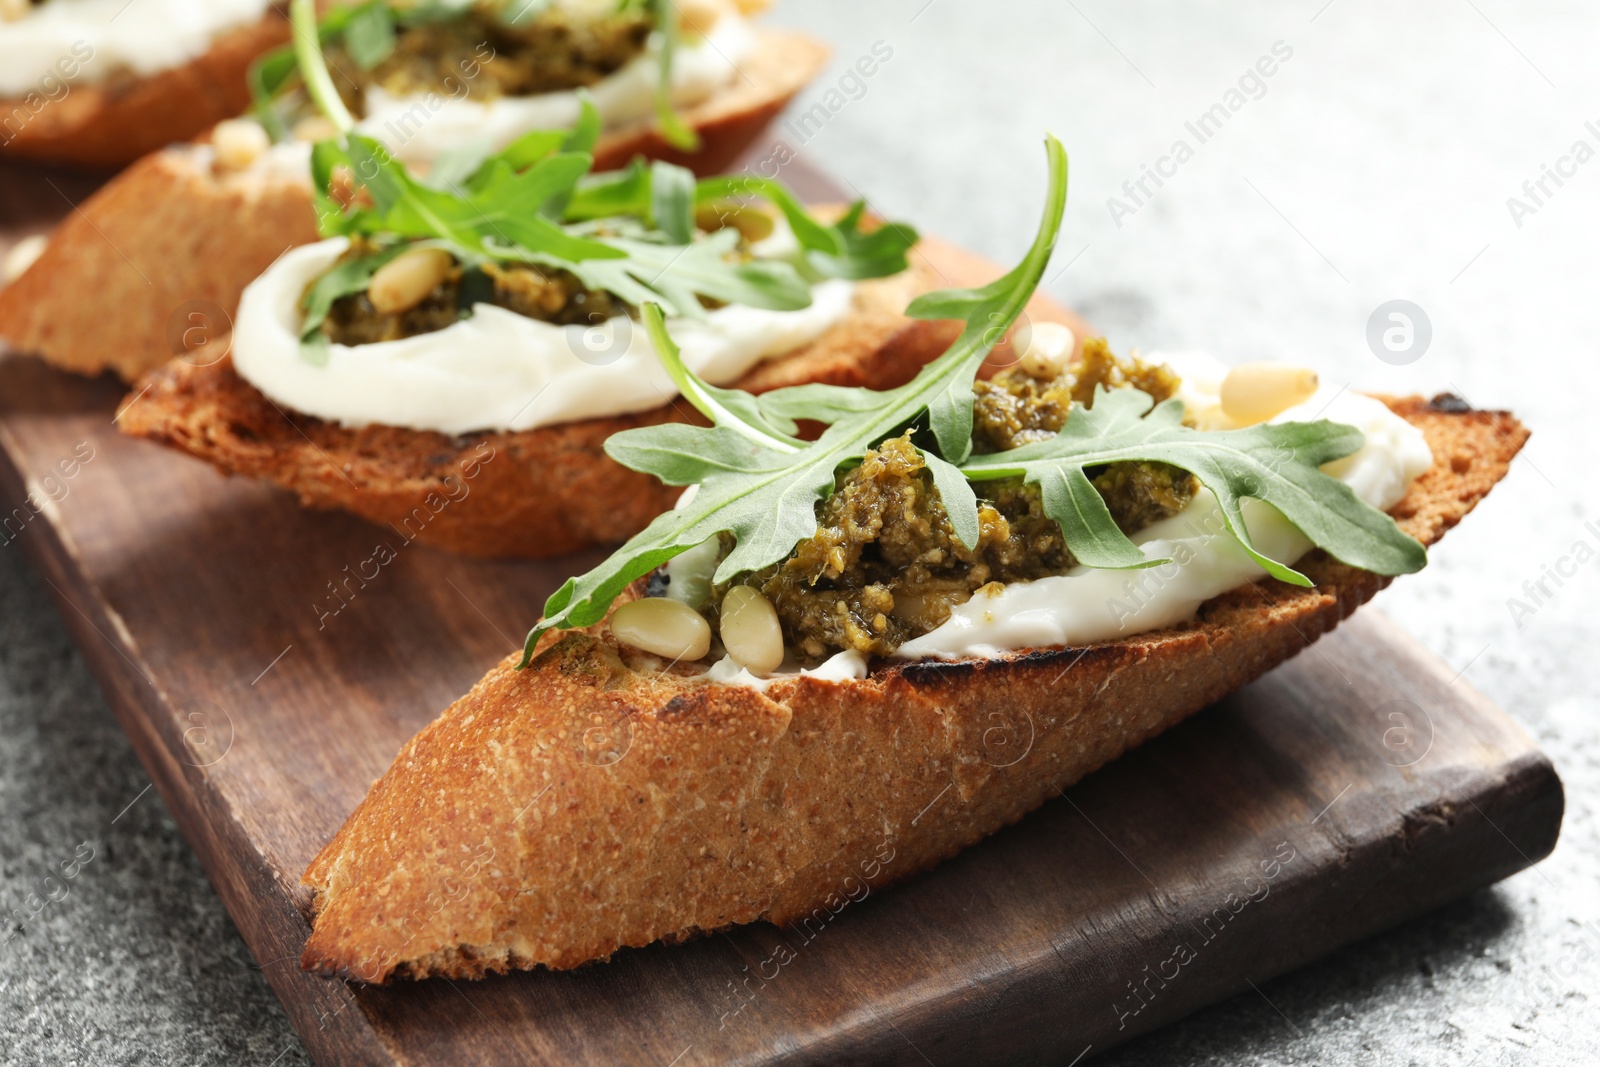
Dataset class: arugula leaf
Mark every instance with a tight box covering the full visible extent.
[455,153,610,239]
[342,136,486,247]
[284,0,921,305]
[650,0,700,151]
[330,134,624,261]
[647,312,804,445]
[425,143,492,195]
[566,231,812,317]
[308,139,375,240]
[344,2,397,70]
[696,176,919,280]
[565,168,918,282]
[958,388,1427,585]
[922,450,982,550]
[487,95,601,182]
[650,161,696,244]
[291,0,356,133]
[314,132,819,326]
[249,0,366,141]
[517,135,1072,665]
[565,160,655,222]
[560,92,603,153]
[753,381,893,424]
[486,130,562,179]
[246,46,300,142]
[811,202,922,281]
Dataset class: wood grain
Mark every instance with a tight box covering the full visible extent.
[0,147,1563,1065]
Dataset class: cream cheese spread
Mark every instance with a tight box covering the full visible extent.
[356,15,755,167]
[0,0,270,97]
[894,353,1433,659]
[231,236,857,436]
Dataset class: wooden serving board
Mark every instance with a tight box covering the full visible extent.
[0,150,1562,1066]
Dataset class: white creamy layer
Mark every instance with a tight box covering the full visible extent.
[707,649,869,691]
[356,15,755,167]
[893,354,1433,659]
[232,237,857,436]
[185,139,315,185]
[0,0,270,97]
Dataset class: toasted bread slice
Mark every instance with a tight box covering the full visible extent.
[0,26,830,383]
[299,396,1527,982]
[0,145,322,382]
[0,12,292,169]
[116,242,1090,557]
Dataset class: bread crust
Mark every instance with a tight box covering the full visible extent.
[0,27,829,383]
[0,145,322,381]
[299,396,1528,982]
[116,240,1091,558]
[0,12,292,169]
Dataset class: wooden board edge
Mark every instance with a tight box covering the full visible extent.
[0,435,400,1067]
[765,748,1563,1066]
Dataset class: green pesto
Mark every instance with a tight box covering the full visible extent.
[711,347,1198,661]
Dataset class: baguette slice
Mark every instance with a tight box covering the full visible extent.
[0,26,829,382]
[0,11,292,169]
[0,144,322,381]
[116,239,1089,558]
[300,395,1527,982]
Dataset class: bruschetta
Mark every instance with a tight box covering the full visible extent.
[0,0,828,380]
[298,138,1529,980]
[115,108,1059,557]
[0,0,292,168]
[245,0,827,173]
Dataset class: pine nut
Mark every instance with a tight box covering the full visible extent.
[367,248,453,316]
[719,587,784,675]
[693,202,775,243]
[610,598,712,662]
[1018,321,1075,379]
[1,0,30,23]
[677,0,727,35]
[292,116,340,143]
[212,119,270,171]
[1219,362,1319,425]
[732,0,770,14]
[2,234,47,284]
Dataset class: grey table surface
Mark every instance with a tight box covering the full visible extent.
[2,1,1596,1064]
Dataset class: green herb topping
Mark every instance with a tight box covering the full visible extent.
[257,0,690,149]
[518,135,1427,667]
[294,124,916,358]
[283,0,917,361]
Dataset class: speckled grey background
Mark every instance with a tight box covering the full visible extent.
[2,1,1596,1064]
